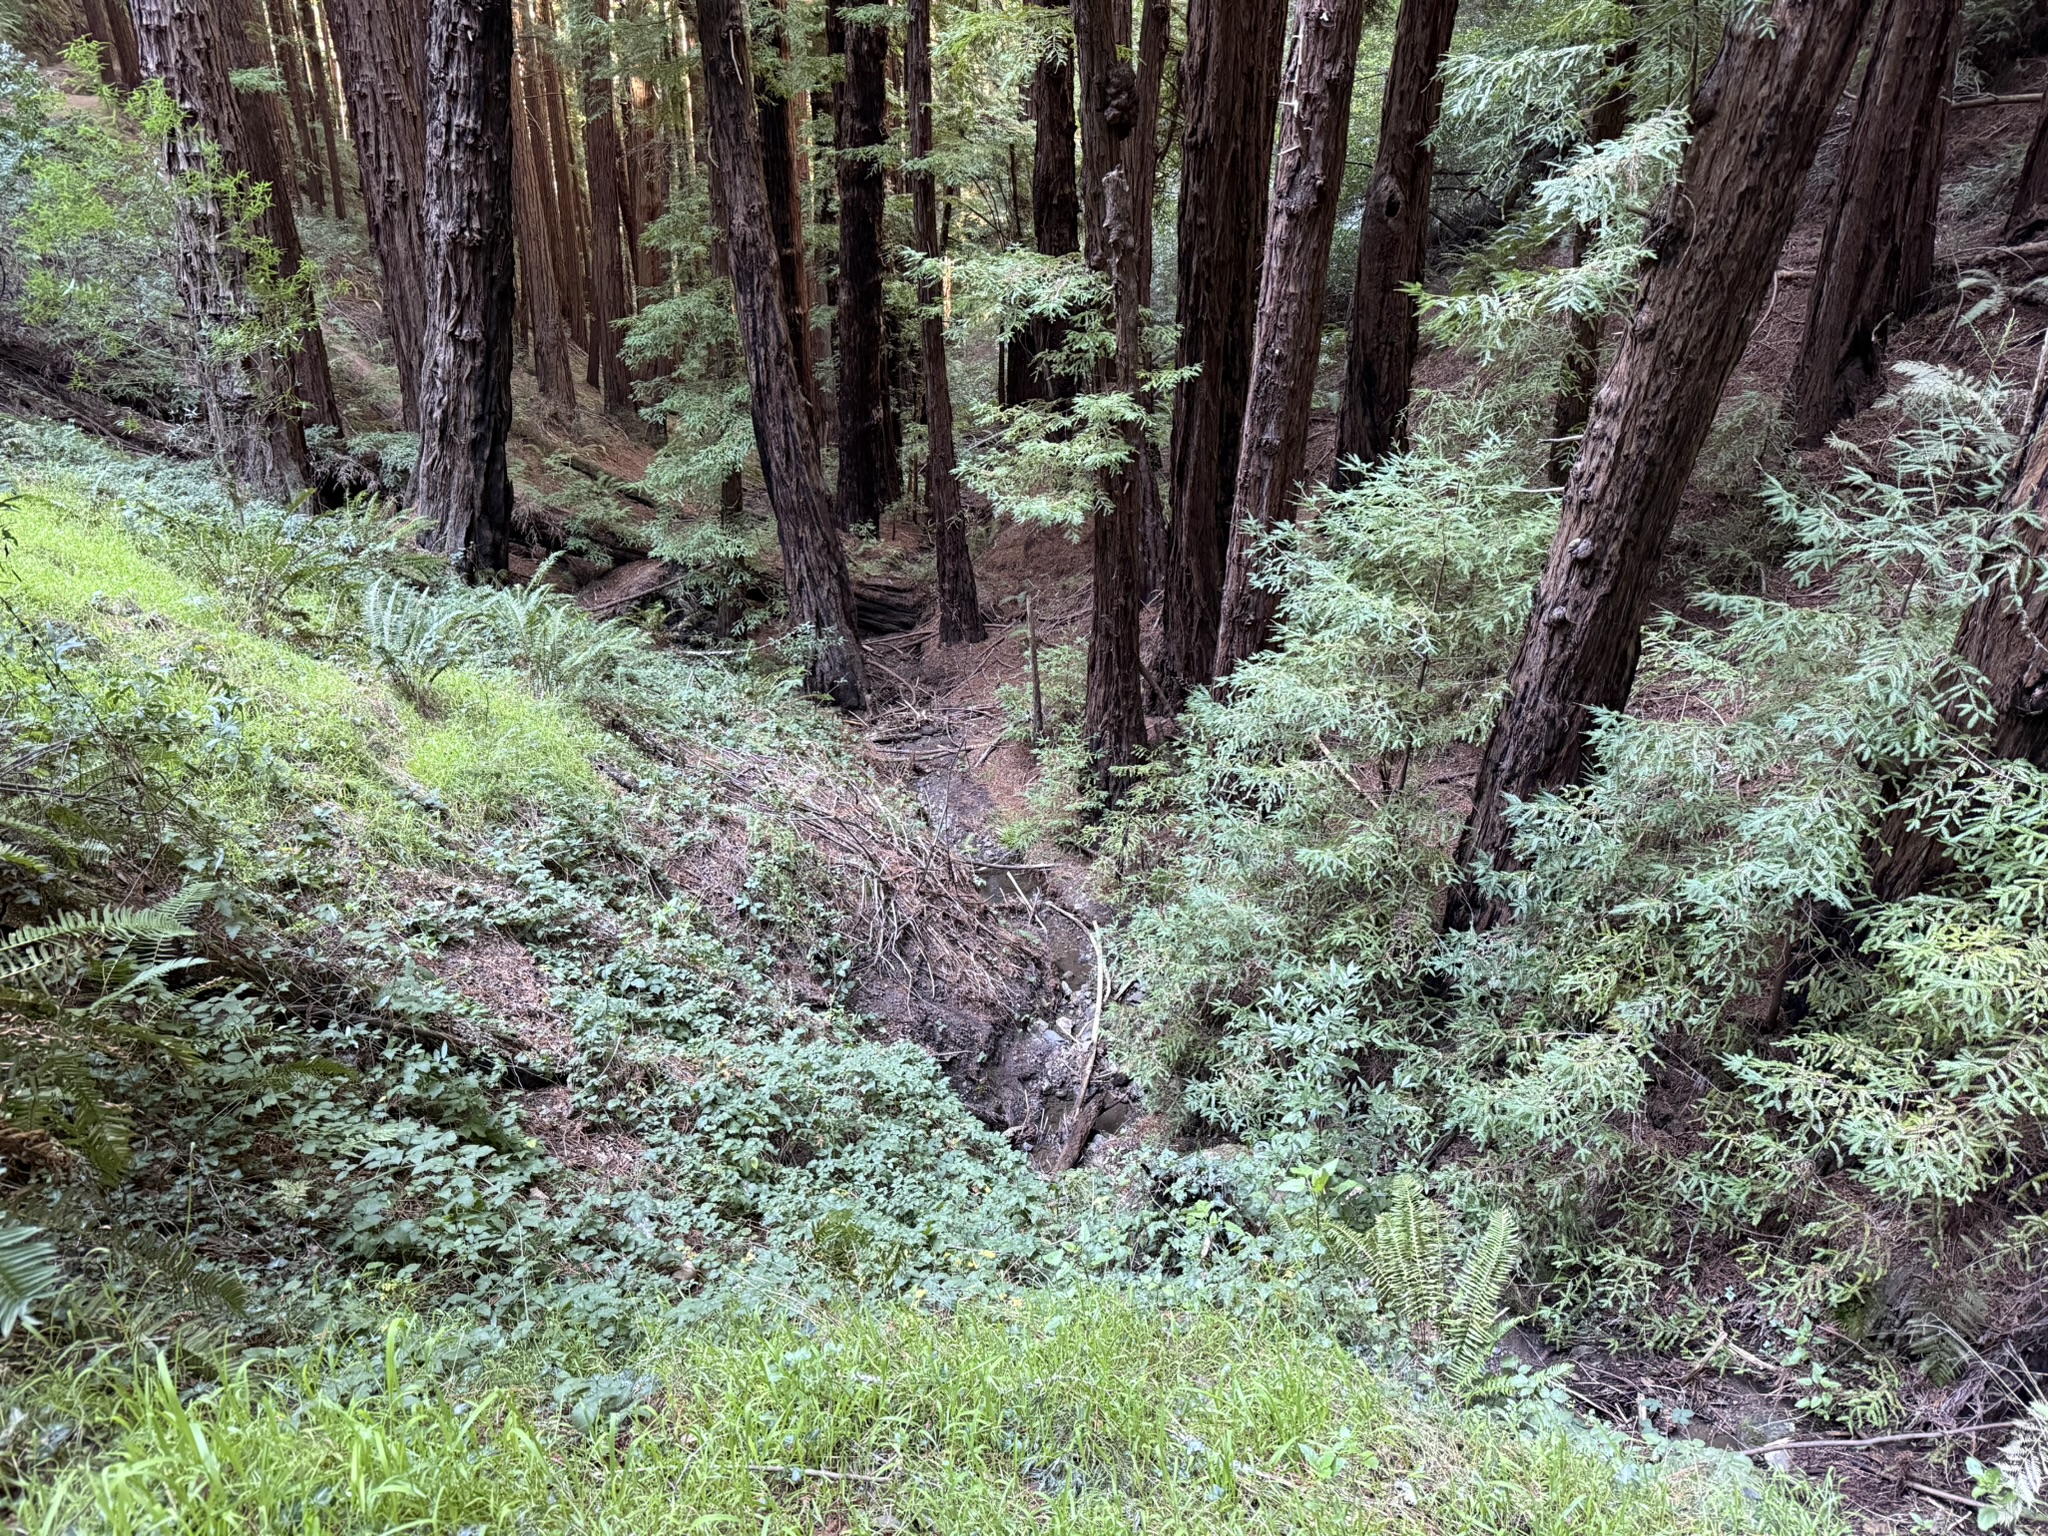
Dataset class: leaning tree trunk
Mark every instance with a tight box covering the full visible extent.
[908,0,983,645]
[1005,0,1080,405]
[225,0,343,432]
[1212,0,1369,681]
[1785,0,1961,444]
[134,0,307,499]
[579,0,634,410]
[698,0,866,707]
[1547,31,1637,486]
[1072,0,1166,787]
[832,0,891,532]
[84,0,144,89]
[2010,93,2048,237]
[327,0,428,429]
[1332,0,1458,481]
[416,0,516,572]
[1160,0,1286,700]
[1451,0,1878,927]
[1870,348,2048,900]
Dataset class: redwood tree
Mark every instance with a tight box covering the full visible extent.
[1160,0,1286,700]
[699,0,866,707]
[1072,0,1167,784]
[513,29,576,425]
[1784,0,1962,444]
[908,0,983,644]
[2011,91,2048,236]
[134,0,307,498]
[579,0,634,410]
[83,0,143,90]
[1005,0,1079,405]
[831,0,891,532]
[416,0,516,572]
[755,0,817,416]
[1871,353,2048,900]
[1332,0,1458,480]
[1452,0,1878,926]
[1211,0,1369,680]
[327,0,429,428]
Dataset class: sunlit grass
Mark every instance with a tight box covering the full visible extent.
[26,1291,1841,1536]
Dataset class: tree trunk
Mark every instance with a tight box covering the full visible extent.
[1006,0,1079,405]
[1452,0,1877,927]
[295,0,349,217]
[1212,0,1369,680]
[1870,349,2048,900]
[534,0,588,351]
[263,0,325,211]
[86,0,144,89]
[1547,34,1636,486]
[327,0,429,429]
[225,0,344,433]
[832,0,890,532]
[1161,0,1286,699]
[699,0,866,707]
[514,32,576,423]
[134,0,308,499]
[2010,94,2048,237]
[580,0,634,410]
[416,0,516,573]
[756,2,817,424]
[627,72,668,289]
[1784,0,1962,444]
[908,0,983,645]
[1331,0,1457,481]
[1072,0,1165,786]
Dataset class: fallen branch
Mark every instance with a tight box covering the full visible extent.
[1744,1420,2019,1456]
[1950,91,2044,109]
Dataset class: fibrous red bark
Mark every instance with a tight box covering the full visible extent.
[1332,0,1458,481]
[1784,0,1962,444]
[1212,0,1369,681]
[327,0,429,428]
[908,0,984,645]
[831,0,891,531]
[579,0,634,411]
[1161,0,1286,699]
[1452,0,1878,927]
[415,0,516,572]
[134,0,308,499]
[1005,0,1079,405]
[698,0,866,707]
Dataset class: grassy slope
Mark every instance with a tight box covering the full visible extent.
[31,1292,1839,1536]
[0,448,1838,1534]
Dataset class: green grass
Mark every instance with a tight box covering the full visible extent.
[1,478,611,839]
[24,1291,1840,1536]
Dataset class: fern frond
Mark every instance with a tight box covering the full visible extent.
[1442,1208,1520,1392]
[0,1222,59,1337]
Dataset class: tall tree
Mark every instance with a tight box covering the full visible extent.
[295,0,349,218]
[225,0,343,432]
[698,0,867,707]
[91,0,145,89]
[1211,0,1369,680]
[1160,0,1286,700]
[134,0,307,499]
[578,0,635,410]
[263,0,326,211]
[1451,0,1878,926]
[1072,0,1167,784]
[534,0,589,352]
[514,25,576,424]
[831,0,890,531]
[1005,0,1079,404]
[907,0,983,644]
[755,0,817,417]
[415,0,516,571]
[1546,29,1636,486]
[327,0,429,428]
[2010,94,2048,238]
[1332,0,1458,480]
[1784,0,1961,444]
[1870,350,2048,900]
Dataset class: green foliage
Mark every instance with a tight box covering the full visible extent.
[361,575,473,708]
[23,1290,1840,1536]
[0,1221,57,1336]
[1360,1179,1520,1397]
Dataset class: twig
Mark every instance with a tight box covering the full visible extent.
[1949,91,2044,109]
[1315,735,1371,799]
[1744,1421,2019,1456]
[1904,1480,1988,1512]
